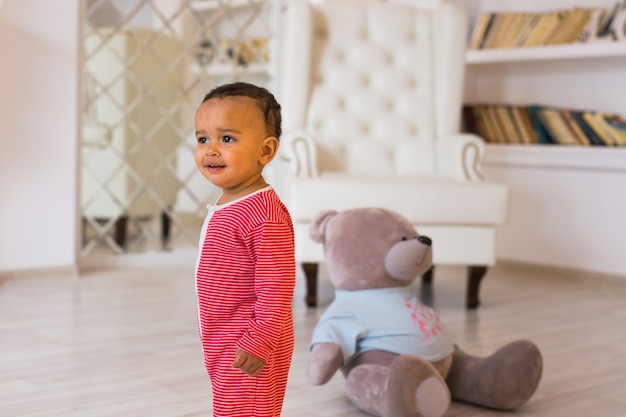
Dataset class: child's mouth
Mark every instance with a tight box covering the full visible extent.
[206,164,223,168]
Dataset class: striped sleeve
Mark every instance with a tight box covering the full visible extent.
[236,217,296,362]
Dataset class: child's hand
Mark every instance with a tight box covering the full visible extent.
[232,347,266,377]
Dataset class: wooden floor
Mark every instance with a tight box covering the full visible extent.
[1,252,626,417]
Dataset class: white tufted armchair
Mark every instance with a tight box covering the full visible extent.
[277,0,509,308]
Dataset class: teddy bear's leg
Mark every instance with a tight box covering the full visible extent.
[346,355,450,417]
[345,363,389,416]
[446,341,543,410]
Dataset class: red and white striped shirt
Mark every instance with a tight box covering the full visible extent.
[196,187,295,416]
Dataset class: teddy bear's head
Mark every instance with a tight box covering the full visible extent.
[309,208,433,291]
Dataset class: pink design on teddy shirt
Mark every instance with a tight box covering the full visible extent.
[404,299,443,343]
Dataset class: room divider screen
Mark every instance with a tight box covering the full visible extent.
[81,0,279,257]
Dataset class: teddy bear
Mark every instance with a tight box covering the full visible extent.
[306,207,543,417]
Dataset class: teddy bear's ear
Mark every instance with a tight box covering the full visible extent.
[309,210,338,243]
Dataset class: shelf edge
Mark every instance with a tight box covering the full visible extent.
[190,0,263,12]
[483,145,626,172]
[189,62,269,77]
[466,42,626,65]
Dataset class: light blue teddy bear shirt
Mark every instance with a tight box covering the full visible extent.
[310,287,454,365]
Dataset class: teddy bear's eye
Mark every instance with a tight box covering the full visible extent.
[401,236,408,241]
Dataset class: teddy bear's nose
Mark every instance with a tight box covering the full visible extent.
[418,235,432,246]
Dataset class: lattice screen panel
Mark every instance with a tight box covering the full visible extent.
[81,0,277,257]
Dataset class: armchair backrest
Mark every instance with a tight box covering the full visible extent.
[279,0,468,177]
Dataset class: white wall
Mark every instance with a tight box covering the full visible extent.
[0,0,80,273]
[483,151,626,277]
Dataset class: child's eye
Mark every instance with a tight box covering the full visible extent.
[197,137,207,144]
[222,135,235,143]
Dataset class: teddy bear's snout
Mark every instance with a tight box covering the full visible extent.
[385,236,433,281]
[418,235,432,246]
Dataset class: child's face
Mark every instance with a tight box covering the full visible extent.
[195,96,278,202]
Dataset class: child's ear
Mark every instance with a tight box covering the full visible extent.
[260,136,279,164]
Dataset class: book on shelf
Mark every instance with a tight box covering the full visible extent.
[545,8,593,45]
[582,112,626,145]
[487,106,509,143]
[601,113,626,145]
[494,106,521,144]
[567,111,606,146]
[480,13,512,49]
[471,106,495,143]
[560,111,591,145]
[505,106,525,143]
[496,13,528,48]
[522,11,564,47]
[526,105,555,144]
[462,104,626,146]
[511,13,541,47]
[467,3,617,50]
[468,13,494,49]
[482,106,504,143]
[510,106,537,144]
[538,107,588,145]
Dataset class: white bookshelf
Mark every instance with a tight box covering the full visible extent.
[456,0,626,278]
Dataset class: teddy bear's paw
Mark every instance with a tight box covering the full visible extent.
[384,354,450,417]
[415,376,450,417]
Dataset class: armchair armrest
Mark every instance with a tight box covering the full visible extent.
[279,129,318,178]
[436,133,486,181]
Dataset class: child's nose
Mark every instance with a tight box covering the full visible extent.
[205,141,219,155]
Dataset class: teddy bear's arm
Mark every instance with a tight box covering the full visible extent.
[307,311,367,385]
[307,342,343,385]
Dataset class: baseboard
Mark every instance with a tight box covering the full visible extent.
[78,248,197,273]
[0,264,79,279]
[495,259,626,284]
[4,254,622,286]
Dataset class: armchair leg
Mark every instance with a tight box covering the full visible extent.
[161,209,171,250]
[467,266,488,309]
[302,262,318,308]
[421,266,435,285]
[420,266,435,307]
[81,216,87,247]
[114,215,128,250]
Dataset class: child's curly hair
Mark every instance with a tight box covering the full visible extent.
[202,82,282,139]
